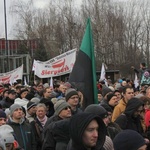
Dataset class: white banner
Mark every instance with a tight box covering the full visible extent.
[0,65,23,84]
[34,49,76,78]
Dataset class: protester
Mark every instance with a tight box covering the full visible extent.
[0,90,16,109]
[112,86,134,122]
[42,100,72,150]
[0,109,7,126]
[31,103,48,150]
[26,101,37,123]
[85,104,120,140]
[113,129,147,150]
[115,97,145,136]
[7,104,37,150]
[65,88,82,115]
[67,112,106,150]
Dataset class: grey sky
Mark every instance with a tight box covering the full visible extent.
[0,0,126,39]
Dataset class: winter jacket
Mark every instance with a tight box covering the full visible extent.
[67,113,106,150]
[30,118,45,150]
[42,119,70,150]
[112,98,127,122]
[115,97,144,136]
[7,118,37,150]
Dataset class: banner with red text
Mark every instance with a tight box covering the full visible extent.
[0,65,23,84]
[34,49,76,78]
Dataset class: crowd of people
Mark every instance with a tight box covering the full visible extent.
[0,63,150,149]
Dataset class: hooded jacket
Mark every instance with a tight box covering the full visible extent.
[115,97,144,135]
[67,113,106,150]
[42,119,70,150]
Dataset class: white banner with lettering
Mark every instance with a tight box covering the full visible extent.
[34,49,76,78]
[0,65,23,84]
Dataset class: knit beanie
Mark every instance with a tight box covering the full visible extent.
[54,100,70,115]
[65,88,78,101]
[27,101,37,110]
[0,110,6,119]
[103,136,114,150]
[113,129,146,150]
[102,86,112,97]
[107,93,116,102]
[31,97,40,104]
[9,104,22,116]
[84,104,108,119]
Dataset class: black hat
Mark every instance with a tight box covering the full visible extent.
[25,93,34,101]
[113,129,146,150]
[27,101,37,110]
[102,86,112,97]
[0,110,6,118]
[65,88,78,101]
[84,104,108,119]
[107,93,116,102]
[8,89,16,94]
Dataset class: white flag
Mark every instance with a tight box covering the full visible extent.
[99,63,108,86]
[24,76,28,86]
[50,77,53,89]
[134,73,139,88]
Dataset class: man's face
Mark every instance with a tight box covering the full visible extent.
[59,85,67,94]
[98,94,103,102]
[114,92,122,101]
[67,95,79,107]
[36,85,43,92]
[44,88,52,98]
[59,106,72,119]
[82,119,99,148]
[28,106,37,116]
[8,93,16,100]
[12,108,23,120]
[0,117,6,126]
[124,88,134,101]
[108,96,118,107]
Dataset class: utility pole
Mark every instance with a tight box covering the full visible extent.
[4,0,9,72]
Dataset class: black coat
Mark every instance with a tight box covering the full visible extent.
[42,119,70,150]
[7,118,37,150]
[67,113,106,150]
[115,97,144,136]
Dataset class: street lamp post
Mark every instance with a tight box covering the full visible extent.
[4,0,9,72]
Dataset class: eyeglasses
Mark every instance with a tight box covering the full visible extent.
[136,109,144,113]
[63,106,71,110]
[70,96,79,99]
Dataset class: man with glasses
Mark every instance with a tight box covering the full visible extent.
[42,100,72,150]
[65,88,82,115]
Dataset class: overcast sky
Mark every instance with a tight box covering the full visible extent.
[0,0,126,39]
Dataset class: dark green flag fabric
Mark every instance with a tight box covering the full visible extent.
[68,18,98,109]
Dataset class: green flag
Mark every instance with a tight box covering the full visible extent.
[69,18,98,109]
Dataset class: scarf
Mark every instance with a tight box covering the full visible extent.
[37,115,48,127]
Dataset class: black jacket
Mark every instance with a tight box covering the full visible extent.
[67,113,106,150]
[42,119,70,150]
[115,97,144,136]
[7,118,37,150]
